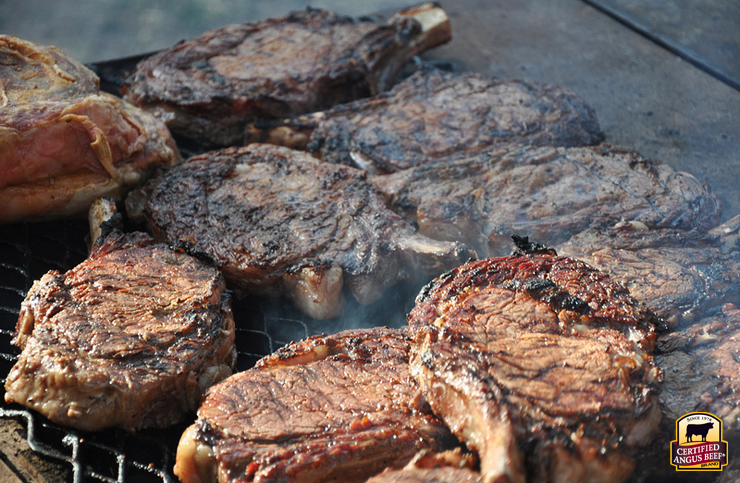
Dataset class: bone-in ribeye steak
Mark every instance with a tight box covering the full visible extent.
[127,143,474,319]
[246,69,604,174]
[174,327,458,483]
[557,214,740,329]
[407,243,662,483]
[123,4,451,147]
[0,35,180,223]
[373,143,722,256]
[3,214,236,431]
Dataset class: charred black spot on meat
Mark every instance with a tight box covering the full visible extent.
[511,235,557,256]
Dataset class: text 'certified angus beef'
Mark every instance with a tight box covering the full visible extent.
[4,199,236,431]
[373,143,722,256]
[174,327,458,483]
[123,3,452,147]
[246,70,605,174]
[127,144,474,319]
[407,241,663,483]
[0,35,180,224]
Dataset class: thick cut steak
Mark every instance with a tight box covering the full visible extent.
[366,450,482,483]
[557,214,740,329]
[247,70,604,174]
[127,144,474,319]
[407,245,662,483]
[373,144,722,256]
[174,327,458,483]
[123,4,451,147]
[0,35,180,223]
[3,203,236,431]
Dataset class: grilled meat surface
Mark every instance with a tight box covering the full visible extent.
[247,70,604,174]
[174,327,458,483]
[657,302,740,436]
[366,449,482,483]
[127,143,474,319]
[3,223,236,431]
[373,144,722,256]
[0,35,180,223]
[407,247,662,483]
[123,4,451,147]
[557,214,740,329]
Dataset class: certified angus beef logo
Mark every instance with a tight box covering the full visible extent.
[671,412,729,471]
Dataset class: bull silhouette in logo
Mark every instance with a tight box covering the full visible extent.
[686,422,714,443]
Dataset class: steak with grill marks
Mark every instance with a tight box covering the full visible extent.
[245,70,604,174]
[126,143,474,319]
[556,214,740,329]
[3,200,236,431]
[407,242,662,483]
[372,144,722,257]
[123,4,451,148]
[0,35,180,223]
[174,327,458,483]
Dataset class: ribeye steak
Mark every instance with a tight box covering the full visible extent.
[127,143,474,319]
[174,327,458,483]
[557,214,740,329]
[407,242,662,483]
[4,200,236,431]
[0,35,180,223]
[247,70,604,174]
[373,144,722,256]
[123,4,451,147]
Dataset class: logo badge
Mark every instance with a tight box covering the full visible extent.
[671,412,729,471]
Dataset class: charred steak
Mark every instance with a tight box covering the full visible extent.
[123,4,451,147]
[3,203,236,431]
[557,214,740,329]
[174,327,458,483]
[407,243,662,483]
[127,143,474,319]
[247,70,604,174]
[0,35,180,223]
[373,144,722,256]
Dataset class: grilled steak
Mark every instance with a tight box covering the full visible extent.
[123,4,451,148]
[373,144,722,256]
[656,302,740,436]
[367,467,482,483]
[0,35,180,223]
[174,327,458,483]
[557,214,740,329]
[127,144,474,319]
[407,243,662,483]
[3,200,236,431]
[366,449,482,483]
[247,70,604,174]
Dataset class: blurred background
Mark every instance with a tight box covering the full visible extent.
[0,0,410,63]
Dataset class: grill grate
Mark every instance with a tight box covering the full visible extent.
[0,217,415,482]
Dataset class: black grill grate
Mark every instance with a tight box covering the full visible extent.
[0,217,415,482]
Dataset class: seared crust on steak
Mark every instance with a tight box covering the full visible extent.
[3,222,236,431]
[128,144,474,319]
[174,327,458,483]
[0,35,180,223]
[407,251,662,483]
[123,4,451,147]
[373,144,722,256]
[557,215,740,329]
[248,70,604,174]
